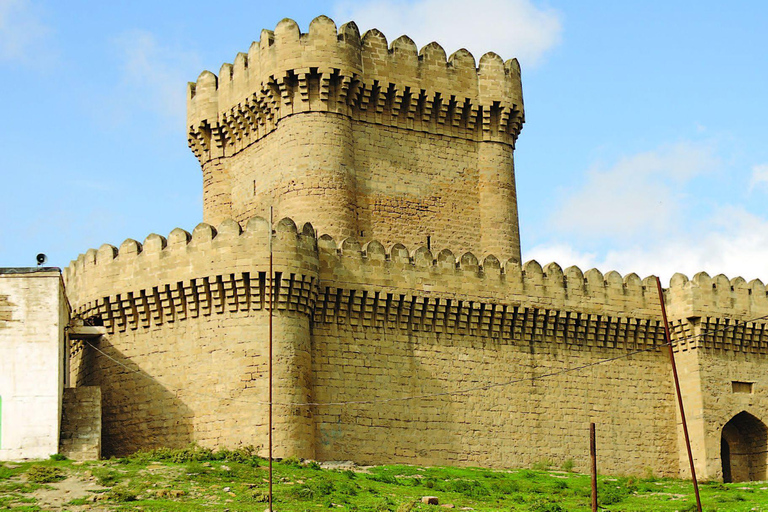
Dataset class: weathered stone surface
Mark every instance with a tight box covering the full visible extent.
[60,386,101,460]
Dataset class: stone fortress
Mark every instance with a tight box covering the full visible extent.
[24,15,768,482]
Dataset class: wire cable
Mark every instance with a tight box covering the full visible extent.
[82,311,768,409]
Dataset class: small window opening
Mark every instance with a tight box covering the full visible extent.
[733,381,754,394]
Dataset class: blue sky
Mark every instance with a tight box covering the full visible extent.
[1,0,767,282]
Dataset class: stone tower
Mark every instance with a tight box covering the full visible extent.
[187,16,525,263]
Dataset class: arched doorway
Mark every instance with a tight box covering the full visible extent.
[721,411,768,482]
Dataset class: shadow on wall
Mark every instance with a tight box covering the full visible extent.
[73,339,194,457]
[721,411,768,483]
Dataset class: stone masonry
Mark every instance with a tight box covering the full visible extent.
[63,16,768,482]
[59,387,102,460]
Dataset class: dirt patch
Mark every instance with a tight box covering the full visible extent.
[30,474,106,511]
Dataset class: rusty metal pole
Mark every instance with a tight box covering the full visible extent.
[268,206,274,512]
[590,422,597,512]
[655,276,702,512]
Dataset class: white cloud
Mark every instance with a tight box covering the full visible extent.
[528,206,768,284]
[0,0,49,61]
[333,0,562,66]
[551,141,719,238]
[525,242,598,270]
[749,164,768,192]
[112,29,201,126]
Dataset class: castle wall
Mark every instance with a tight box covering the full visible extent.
[309,235,679,475]
[64,216,768,477]
[311,324,678,475]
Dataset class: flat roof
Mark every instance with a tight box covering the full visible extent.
[0,267,61,275]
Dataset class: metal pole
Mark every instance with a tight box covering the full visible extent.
[655,276,702,512]
[590,422,597,512]
[269,206,273,512]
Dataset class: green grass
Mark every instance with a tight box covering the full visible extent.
[2,451,768,510]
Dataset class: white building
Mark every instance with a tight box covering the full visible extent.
[0,268,68,460]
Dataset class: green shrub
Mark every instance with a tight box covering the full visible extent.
[281,455,302,467]
[367,473,399,485]
[290,477,336,500]
[552,479,568,490]
[248,488,270,502]
[598,484,630,506]
[49,453,67,461]
[528,497,565,512]
[216,445,262,466]
[91,468,122,486]
[531,459,554,471]
[128,443,266,464]
[423,477,440,489]
[492,479,520,494]
[108,485,137,502]
[26,465,64,483]
[337,481,359,496]
[314,477,335,496]
[443,478,492,499]
[561,459,574,472]
[396,501,416,512]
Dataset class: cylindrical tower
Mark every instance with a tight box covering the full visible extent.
[478,141,521,263]
[234,109,357,241]
[201,158,232,226]
[63,217,319,459]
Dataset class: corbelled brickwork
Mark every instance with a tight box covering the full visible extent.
[62,16,768,482]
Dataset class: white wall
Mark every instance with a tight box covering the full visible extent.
[0,269,67,460]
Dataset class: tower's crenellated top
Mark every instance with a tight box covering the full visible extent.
[187,15,524,162]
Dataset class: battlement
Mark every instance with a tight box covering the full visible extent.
[64,217,676,331]
[187,15,524,162]
[314,234,663,320]
[64,215,768,352]
[63,217,319,331]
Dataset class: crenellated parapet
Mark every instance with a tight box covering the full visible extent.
[665,272,768,353]
[66,215,768,354]
[66,218,666,346]
[312,235,667,348]
[187,15,524,162]
[64,217,319,333]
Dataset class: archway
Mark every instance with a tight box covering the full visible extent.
[721,411,768,482]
